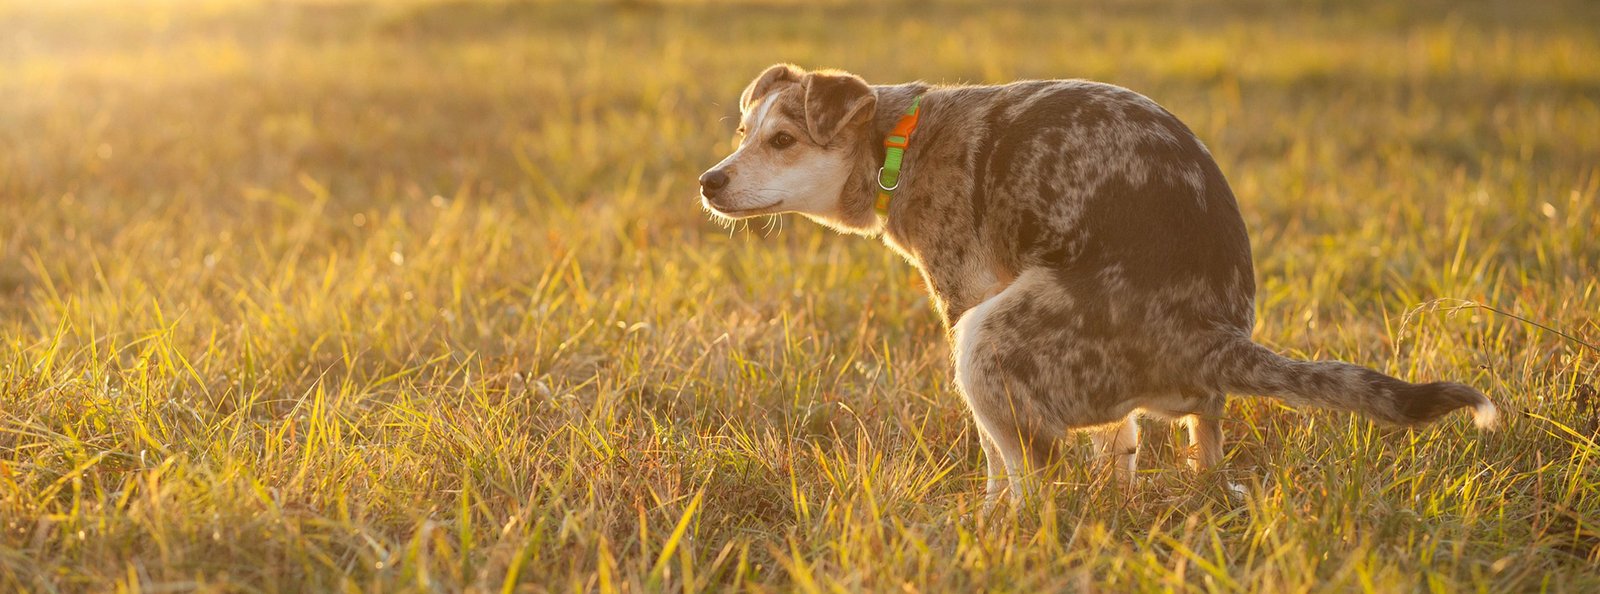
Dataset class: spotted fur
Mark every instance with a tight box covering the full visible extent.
[700,64,1498,506]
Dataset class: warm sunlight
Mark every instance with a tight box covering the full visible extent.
[2,0,1597,591]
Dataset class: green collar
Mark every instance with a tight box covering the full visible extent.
[874,95,924,217]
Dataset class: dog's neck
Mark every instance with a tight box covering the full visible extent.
[870,84,931,153]
[825,83,933,236]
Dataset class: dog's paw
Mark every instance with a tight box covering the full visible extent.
[1225,482,1248,501]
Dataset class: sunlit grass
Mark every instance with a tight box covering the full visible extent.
[1,0,1598,591]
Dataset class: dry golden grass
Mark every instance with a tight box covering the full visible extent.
[2,0,1598,591]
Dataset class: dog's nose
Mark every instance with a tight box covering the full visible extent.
[699,169,730,196]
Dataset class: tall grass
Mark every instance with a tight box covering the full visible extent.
[2,0,1597,591]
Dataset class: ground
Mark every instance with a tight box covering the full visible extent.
[1,0,1598,591]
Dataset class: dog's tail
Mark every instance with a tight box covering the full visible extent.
[1203,336,1498,429]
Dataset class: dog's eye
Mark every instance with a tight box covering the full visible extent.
[768,132,796,149]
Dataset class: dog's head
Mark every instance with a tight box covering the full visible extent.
[699,64,879,230]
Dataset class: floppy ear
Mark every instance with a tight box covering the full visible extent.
[801,70,877,145]
[740,63,804,112]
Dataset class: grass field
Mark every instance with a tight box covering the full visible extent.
[3,0,1599,591]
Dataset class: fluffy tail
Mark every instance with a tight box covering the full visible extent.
[1204,338,1499,429]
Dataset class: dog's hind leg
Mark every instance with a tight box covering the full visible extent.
[969,397,1058,507]
[1180,393,1226,472]
[954,277,1064,507]
[976,429,1006,505]
[1088,415,1140,487]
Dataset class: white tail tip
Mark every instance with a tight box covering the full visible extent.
[1472,398,1500,430]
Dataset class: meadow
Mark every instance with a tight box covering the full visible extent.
[2,0,1598,591]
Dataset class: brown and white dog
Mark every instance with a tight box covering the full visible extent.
[699,64,1497,505]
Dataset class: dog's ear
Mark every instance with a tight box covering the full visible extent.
[801,70,877,146]
[740,64,804,112]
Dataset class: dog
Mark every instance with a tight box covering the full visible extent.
[698,64,1498,505]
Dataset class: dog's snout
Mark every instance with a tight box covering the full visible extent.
[699,169,730,196]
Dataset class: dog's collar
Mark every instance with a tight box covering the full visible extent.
[875,95,923,217]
